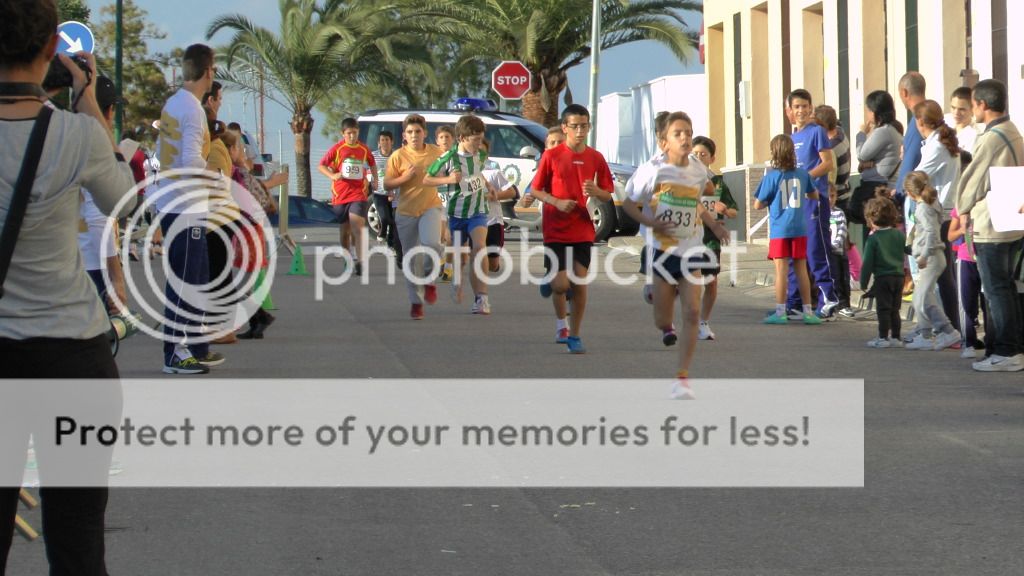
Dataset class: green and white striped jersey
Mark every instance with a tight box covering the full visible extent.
[427,148,490,218]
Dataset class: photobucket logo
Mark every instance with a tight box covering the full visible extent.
[312,227,746,299]
[101,168,277,344]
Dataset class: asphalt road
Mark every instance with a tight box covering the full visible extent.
[8,231,1023,575]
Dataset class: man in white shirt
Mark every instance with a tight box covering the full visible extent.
[946,86,979,154]
[152,43,223,374]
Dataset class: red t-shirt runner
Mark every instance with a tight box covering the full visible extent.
[531,144,614,243]
[320,141,376,205]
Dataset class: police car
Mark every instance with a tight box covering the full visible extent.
[358,98,638,242]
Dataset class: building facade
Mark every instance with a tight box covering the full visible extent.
[703,0,1022,171]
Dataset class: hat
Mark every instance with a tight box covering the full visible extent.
[95,76,122,113]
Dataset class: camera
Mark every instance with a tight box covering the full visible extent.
[42,54,91,91]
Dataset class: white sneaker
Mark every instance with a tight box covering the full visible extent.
[931,331,961,351]
[960,347,977,359]
[866,337,891,348]
[471,295,491,315]
[838,307,857,318]
[887,338,905,348]
[670,379,695,400]
[697,321,715,340]
[905,334,934,350]
[972,354,1024,372]
[642,284,653,305]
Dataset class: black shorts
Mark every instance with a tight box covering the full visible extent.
[651,248,712,283]
[332,201,369,223]
[705,246,722,278]
[486,223,504,253]
[544,242,593,274]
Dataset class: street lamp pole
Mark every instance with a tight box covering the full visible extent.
[587,0,601,147]
[114,0,123,142]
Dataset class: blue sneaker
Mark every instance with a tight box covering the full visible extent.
[566,336,586,354]
[539,282,552,298]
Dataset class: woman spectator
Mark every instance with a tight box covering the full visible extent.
[851,90,903,243]
[0,0,135,573]
[914,99,962,332]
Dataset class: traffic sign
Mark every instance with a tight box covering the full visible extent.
[57,21,95,55]
[491,61,532,101]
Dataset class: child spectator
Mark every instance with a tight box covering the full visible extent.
[827,184,854,317]
[755,134,822,326]
[860,193,907,347]
[948,207,987,358]
[903,171,961,350]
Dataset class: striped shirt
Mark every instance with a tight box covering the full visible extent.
[427,148,490,218]
[830,128,851,194]
[372,149,397,196]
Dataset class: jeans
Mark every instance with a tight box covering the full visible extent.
[974,240,1024,357]
[160,212,210,365]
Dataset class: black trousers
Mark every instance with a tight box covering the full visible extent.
[873,275,904,339]
[1,334,119,576]
[829,251,852,309]
[937,220,960,332]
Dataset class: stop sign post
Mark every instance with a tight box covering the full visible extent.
[492,61,532,102]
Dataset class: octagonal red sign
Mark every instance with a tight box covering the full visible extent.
[491,61,532,100]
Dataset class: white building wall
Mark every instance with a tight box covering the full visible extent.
[630,75,709,164]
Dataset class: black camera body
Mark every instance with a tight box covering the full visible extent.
[42,55,91,91]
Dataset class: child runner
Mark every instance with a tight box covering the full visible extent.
[383,114,445,319]
[756,134,823,326]
[529,104,614,353]
[372,130,402,265]
[948,208,986,358]
[691,136,737,340]
[622,111,730,399]
[903,171,961,350]
[827,184,854,317]
[318,117,376,276]
[424,115,498,314]
[481,139,518,274]
[435,125,457,282]
[859,193,907,347]
[626,111,670,309]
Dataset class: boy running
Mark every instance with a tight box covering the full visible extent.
[530,104,614,353]
[691,136,737,340]
[319,117,376,276]
[424,115,498,314]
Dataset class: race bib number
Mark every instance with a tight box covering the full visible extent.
[700,195,718,213]
[654,195,699,240]
[340,158,364,180]
[463,174,486,197]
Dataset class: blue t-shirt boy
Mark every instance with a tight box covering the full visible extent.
[755,168,817,239]
[791,123,831,194]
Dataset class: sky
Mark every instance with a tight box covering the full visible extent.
[82,0,703,170]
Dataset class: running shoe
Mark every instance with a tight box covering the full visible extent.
[905,334,933,350]
[670,378,696,400]
[424,284,438,305]
[566,336,586,354]
[931,331,961,351]
[662,328,678,347]
[471,295,491,315]
[555,328,570,343]
[163,356,209,375]
[838,307,857,318]
[802,313,822,325]
[764,313,789,325]
[972,354,1024,372]
[697,322,715,340]
[539,282,552,298]
[865,337,891,348]
[196,352,226,367]
[410,303,424,320]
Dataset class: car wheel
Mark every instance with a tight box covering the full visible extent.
[591,199,615,242]
[366,202,381,237]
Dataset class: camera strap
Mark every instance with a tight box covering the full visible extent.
[0,105,53,299]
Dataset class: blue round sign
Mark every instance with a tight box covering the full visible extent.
[57,21,95,55]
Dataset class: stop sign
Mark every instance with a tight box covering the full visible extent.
[491,61,532,100]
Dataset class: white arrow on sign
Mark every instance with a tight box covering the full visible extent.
[59,30,84,53]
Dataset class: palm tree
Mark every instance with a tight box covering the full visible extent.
[207,0,407,196]
[405,0,700,126]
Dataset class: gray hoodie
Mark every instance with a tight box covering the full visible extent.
[911,199,943,259]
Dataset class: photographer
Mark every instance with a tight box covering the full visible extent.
[0,0,135,574]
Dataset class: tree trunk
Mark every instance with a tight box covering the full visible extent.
[521,71,568,127]
[291,110,314,197]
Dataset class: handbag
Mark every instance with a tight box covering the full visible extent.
[0,106,53,299]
